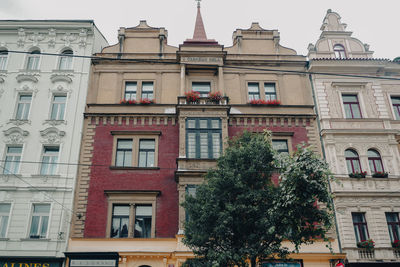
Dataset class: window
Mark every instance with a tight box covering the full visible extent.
[106,192,157,238]
[138,140,155,167]
[0,203,11,238]
[15,94,32,120]
[0,50,8,70]
[124,82,137,101]
[192,82,211,97]
[185,185,197,222]
[248,83,260,101]
[391,97,400,120]
[50,95,66,120]
[112,134,159,168]
[386,213,400,242]
[29,204,50,239]
[368,149,384,173]
[141,82,154,100]
[40,146,59,175]
[345,149,362,173]
[26,50,40,70]
[58,50,73,70]
[111,205,129,238]
[264,83,277,101]
[343,94,362,119]
[186,118,222,159]
[333,44,346,59]
[272,140,289,155]
[352,213,369,242]
[3,146,22,174]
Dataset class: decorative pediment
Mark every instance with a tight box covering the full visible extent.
[16,72,39,83]
[3,127,29,144]
[15,84,38,96]
[50,71,73,83]
[40,127,66,144]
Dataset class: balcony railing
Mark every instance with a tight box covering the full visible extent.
[177,96,229,105]
[358,249,375,259]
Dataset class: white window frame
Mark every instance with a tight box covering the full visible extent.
[389,94,400,120]
[2,145,23,175]
[0,203,12,238]
[15,94,32,120]
[39,146,60,175]
[58,49,73,70]
[49,94,67,120]
[25,50,41,71]
[338,90,368,119]
[0,50,8,70]
[28,203,51,239]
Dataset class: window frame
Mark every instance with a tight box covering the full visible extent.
[367,149,384,173]
[185,118,222,159]
[386,212,400,242]
[106,192,158,238]
[3,145,23,175]
[28,203,51,239]
[345,149,362,174]
[122,81,155,101]
[49,94,67,121]
[247,82,260,101]
[124,82,137,101]
[191,81,211,97]
[15,94,33,120]
[0,203,12,238]
[352,212,370,243]
[0,50,8,70]
[58,49,73,70]
[390,96,400,120]
[342,94,362,119]
[138,139,156,168]
[264,83,277,101]
[333,44,347,59]
[247,81,279,102]
[141,82,154,100]
[272,139,290,155]
[111,132,160,168]
[26,50,41,70]
[40,146,60,175]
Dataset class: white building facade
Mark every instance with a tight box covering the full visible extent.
[308,10,400,266]
[0,20,107,265]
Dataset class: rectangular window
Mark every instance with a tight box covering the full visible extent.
[50,95,66,120]
[272,140,289,155]
[343,94,362,119]
[386,212,400,242]
[115,139,133,167]
[264,83,277,101]
[0,203,11,238]
[15,94,32,120]
[352,213,369,242]
[248,83,260,101]
[141,82,154,100]
[111,205,129,238]
[391,97,400,120]
[3,146,22,174]
[29,204,50,239]
[40,146,59,175]
[192,82,211,97]
[124,82,137,101]
[0,51,7,70]
[134,205,152,238]
[26,55,40,70]
[185,185,197,222]
[186,118,222,159]
[138,139,155,167]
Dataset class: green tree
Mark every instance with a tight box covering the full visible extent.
[182,131,333,267]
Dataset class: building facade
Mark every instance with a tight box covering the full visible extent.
[0,20,107,265]
[308,10,400,266]
[66,5,343,267]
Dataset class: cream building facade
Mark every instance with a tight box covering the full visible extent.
[308,10,400,266]
[0,20,107,265]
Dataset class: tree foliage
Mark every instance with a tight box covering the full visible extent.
[182,131,333,267]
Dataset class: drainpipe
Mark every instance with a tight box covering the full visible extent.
[308,73,343,254]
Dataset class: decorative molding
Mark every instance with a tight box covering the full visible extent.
[0,72,6,83]
[43,120,67,126]
[40,127,66,144]
[3,127,29,144]
[0,89,4,98]
[15,84,39,96]
[17,28,26,47]
[61,33,77,46]
[7,119,31,126]
[28,32,45,46]
[48,28,56,48]
[78,28,88,47]
[16,72,39,83]
[50,72,73,83]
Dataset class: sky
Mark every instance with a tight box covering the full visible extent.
[0,0,399,59]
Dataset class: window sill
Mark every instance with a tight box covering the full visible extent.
[20,238,50,241]
[31,174,61,178]
[44,119,67,126]
[109,166,160,171]
[0,238,9,241]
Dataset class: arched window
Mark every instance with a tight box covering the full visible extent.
[345,149,361,173]
[0,50,8,70]
[368,149,384,173]
[26,49,40,70]
[58,49,73,70]
[333,44,346,59]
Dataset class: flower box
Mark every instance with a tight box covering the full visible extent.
[349,171,367,178]
[392,240,400,248]
[357,239,375,249]
[120,99,136,105]
[249,99,281,105]
[372,171,388,178]
[139,98,155,104]
[185,91,200,103]
[207,91,222,103]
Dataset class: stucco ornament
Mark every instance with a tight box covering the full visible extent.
[3,127,29,144]
[0,72,6,83]
[78,28,88,47]
[16,72,40,83]
[17,28,26,47]
[15,84,39,97]
[28,32,45,46]
[50,72,73,83]
[48,28,56,48]
[0,88,4,98]
[40,127,66,144]
[61,32,77,46]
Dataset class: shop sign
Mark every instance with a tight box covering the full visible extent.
[181,56,223,65]
[70,260,116,267]
[0,260,61,267]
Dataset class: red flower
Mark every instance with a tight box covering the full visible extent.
[208,91,222,101]
[185,91,200,102]
[140,98,154,104]
[120,99,136,105]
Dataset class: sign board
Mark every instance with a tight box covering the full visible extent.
[0,259,63,267]
[70,260,116,267]
[181,57,223,65]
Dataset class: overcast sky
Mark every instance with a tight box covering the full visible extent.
[1,0,399,59]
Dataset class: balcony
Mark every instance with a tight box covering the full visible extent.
[344,247,400,261]
[177,96,229,105]
[331,176,400,193]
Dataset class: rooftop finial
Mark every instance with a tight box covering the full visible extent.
[196,0,201,8]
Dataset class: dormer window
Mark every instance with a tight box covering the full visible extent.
[333,44,346,59]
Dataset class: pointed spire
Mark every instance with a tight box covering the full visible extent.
[183,0,218,45]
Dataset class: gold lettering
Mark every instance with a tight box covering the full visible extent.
[11,263,15,267]
[43,264,49,267]
[3,263,8,267]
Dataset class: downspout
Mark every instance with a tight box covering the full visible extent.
[308,72,343,254]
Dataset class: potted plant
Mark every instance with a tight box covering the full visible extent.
[357,239,375,250]
[185,91,200,103]
[265,99,281,106]
[120,99,136,105]
[392,240,400,248]
[372,171,388,178]
[207,91,222,103]
[349,171,367,178]
[139,98,154,105]
[249,99,267,105]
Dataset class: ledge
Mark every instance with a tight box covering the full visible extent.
[110,131,161,136]
[109,166,160,171]
[20,238,51,241]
